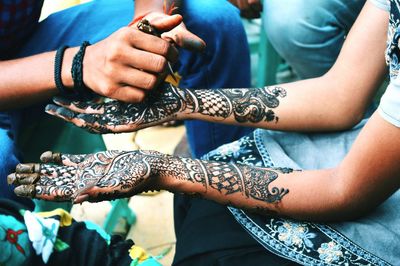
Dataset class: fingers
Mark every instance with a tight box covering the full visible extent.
[161,26,206,52]
[14,184,76,201]
[45,104,105,133]
[121,48,173,75]
[10,162,78,201]
[127,28,179,64]
[149,14,183,32]
[40,151,63,164]
[40,151,86,166]
[53,97,104,114]
[8,173,40,186]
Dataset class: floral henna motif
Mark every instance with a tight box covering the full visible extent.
[183,86,287,123]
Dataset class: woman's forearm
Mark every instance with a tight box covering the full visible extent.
[150,154,350,221]
[169,77,370,132]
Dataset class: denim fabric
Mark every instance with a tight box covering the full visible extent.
[20,0,252,159]
[378,0,400,128]
[369,0,390,11]
[1,0,251,198]
[178,1,253,158]
[263,0,365,79]
[379,78,400,127]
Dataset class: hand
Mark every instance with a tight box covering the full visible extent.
[8,150,163,203]
[131,12,206,52]
[45,84,186,134]
[228,0,263,19]
[82,15,181,103]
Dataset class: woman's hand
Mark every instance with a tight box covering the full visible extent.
[45,83,186,134]
[7,150,164,203]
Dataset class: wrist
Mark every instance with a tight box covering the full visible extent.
[61,47,79,89]
[174,87,196,120]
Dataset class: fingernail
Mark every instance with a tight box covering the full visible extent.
[40,151,61,163]
[14,185,36,198]
[16,163,38,173]
[57,108,75,119]
[45,104,58,113]
[53,96,72,105]
[7,173,16,185]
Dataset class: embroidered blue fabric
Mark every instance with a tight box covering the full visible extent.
[203,1,400,264]
[203,129,394,265]
[378,0,400,127]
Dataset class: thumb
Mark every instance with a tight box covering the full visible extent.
[150,14,183,32]
[161,27,206,52]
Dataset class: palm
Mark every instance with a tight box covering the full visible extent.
[45,84,185,134]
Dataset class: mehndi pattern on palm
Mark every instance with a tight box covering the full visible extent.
[45,83,287,134]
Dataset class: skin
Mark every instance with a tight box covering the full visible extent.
[0,1,205,110]
[10,3,400,222]
[228,0,263,19]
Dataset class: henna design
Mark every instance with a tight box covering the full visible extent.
[153,156,291,204]
[205,161,244,195]
[12,151,165,202]
[184,86,286,123]
[12,149,291,208]
[242,167,289,203]
[48,84,286,133]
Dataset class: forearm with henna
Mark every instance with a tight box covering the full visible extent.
[9,149,291,215]
[151,154,293,215]
[47,84,287,133]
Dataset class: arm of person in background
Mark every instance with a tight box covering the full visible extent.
[47,2,386,134]
[10,2,400,222]
[0,14,182,109]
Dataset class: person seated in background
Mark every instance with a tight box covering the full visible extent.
[9,0,400,265]
[229,0,365,79]
[0,0,252,206]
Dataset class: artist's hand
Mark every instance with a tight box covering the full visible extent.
[228,0,263,19]
[8,150,163,203]
[131,12,206,52]
[82,15,180,103]
[45,84,186,134]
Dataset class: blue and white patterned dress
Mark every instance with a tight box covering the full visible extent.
[203,0,400,265]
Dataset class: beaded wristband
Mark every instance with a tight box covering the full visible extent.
[71,41,92,99]
[54,45,71,95]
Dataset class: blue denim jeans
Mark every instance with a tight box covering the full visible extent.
[263,0,366,79]
[0,0,252,200]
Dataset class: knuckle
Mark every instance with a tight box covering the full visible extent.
[99,83,114,96]
[158,40,171,56]
[107,44,123,62]
[144,75,157,90]
[152,55,167,73]
[135,91,146,102]
[116,27,130,40]
[104,65,118,78]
